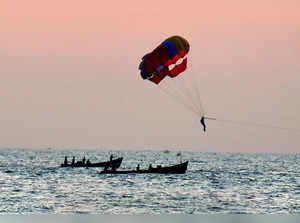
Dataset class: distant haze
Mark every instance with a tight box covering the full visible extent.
[1,0,300,152]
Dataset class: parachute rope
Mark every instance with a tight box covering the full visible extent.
[158,84,200,116]
[206,117,300,133]
[189,56,205,116]
[173,74,203,115]
[165,76,202,116]
[155,62,205,118]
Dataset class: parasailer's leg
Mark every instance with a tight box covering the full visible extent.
[200,117,206,132]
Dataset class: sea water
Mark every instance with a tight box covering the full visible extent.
[0,148,300,214]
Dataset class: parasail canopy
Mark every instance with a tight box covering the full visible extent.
[138,35,206,130]
[139,36,190,84]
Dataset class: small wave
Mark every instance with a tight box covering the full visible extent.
[12,189,22,192]
[75,210,91,214]
[55,194,66,198]
[208,206,224,212]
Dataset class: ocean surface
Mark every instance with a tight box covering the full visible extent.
[1,148,300,214]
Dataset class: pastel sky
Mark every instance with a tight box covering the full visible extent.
[1,0,300,152]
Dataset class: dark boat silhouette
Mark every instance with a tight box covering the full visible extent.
[99,161,188,174]
[61,157,123,168]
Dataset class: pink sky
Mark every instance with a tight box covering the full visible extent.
[1,0,300,152]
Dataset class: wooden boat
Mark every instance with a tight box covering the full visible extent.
[60,157,123,168]
[99,161,188,174]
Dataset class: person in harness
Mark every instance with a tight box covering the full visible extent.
[200,117,206,132]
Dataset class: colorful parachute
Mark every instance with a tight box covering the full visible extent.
[139,36,190,84]
[139,36,205,126]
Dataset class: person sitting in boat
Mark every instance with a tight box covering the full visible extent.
[72,156,75,165]
[82,156,86,165]
[136,164,140,171]
[64,156,68,165]
[110,154,113,161]
[104,165,108,172]
[86,159,91,165]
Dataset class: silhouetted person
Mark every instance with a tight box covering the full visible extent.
[136,164,140,171]
[82,156,86,164]
[86,159,91,165]
[110,154,113,161]
[64,156,68,165]
[72,156,75,165]
[149,164,153,170]
[200,117,206,132]
[104,165,108,172]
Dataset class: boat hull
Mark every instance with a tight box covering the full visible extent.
[99,161,188,174]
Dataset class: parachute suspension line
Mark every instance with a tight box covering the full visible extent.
[171,74,203,116]
[166,76,202,116]
[158,76,202,116]
[164,78,202,117]
[188,55,205,116]
[190,69,205,116]
[158,84,200,117]
[158,83,200,116]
